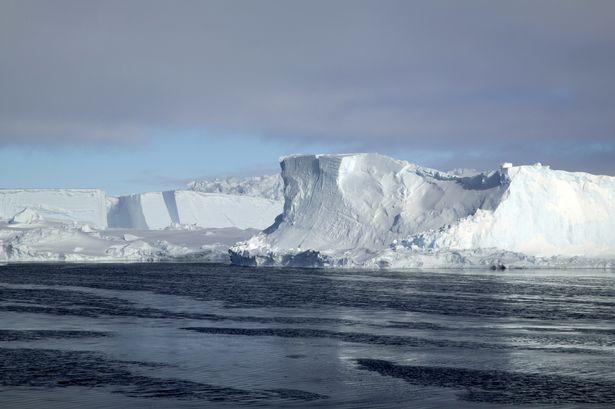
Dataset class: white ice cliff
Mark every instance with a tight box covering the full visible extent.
[107,190,282,230]
[230,153,615,269]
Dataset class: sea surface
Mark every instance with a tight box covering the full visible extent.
[0,263,614,408]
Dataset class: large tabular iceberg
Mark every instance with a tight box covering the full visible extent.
[230,153,615,268]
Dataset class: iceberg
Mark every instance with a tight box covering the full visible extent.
[107,190,282,230]
[230,153,615,269]
[2,155,612,268]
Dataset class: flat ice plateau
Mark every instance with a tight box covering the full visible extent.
[230,153,615,269]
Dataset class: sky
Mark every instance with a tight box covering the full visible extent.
[1,0,614,195]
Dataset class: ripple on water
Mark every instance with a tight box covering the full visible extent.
[0,348,328,404]
[357,358,615,404]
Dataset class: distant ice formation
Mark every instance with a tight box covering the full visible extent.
[107,190,282,230]
[230,153,615,269]
[0,182,282,263]
[188,174,284,201]
[0,186,282,232]
[0,189,107,228]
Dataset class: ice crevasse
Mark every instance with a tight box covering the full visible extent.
[230,153,615,268]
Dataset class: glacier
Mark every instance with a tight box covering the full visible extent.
[230,153,615,269]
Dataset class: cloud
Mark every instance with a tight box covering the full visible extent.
[1,0,614,172]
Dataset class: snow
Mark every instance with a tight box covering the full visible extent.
[9,208,43,225]
[1,181,283,232]
[399,164,615,258]
[447,168,481,177]
[230,153,615,269]
[123,233,141,241]
[0,189,107,228]
[0,218,257,263]
[188,174,284,201]
[173,191,282,229]
[107,190,282,230]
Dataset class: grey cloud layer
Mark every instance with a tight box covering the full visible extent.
[1,0,614,172]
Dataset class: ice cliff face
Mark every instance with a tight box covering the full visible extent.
[107,190,282,230]
[188,174,284,201]
[230,153,615,268]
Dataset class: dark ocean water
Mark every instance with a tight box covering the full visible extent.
[0,263,614,408]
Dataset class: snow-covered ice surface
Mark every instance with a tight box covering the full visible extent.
[0,189,107,228]
[0,216,257,263]
[107,190,282,230]
[230,153,615,269]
